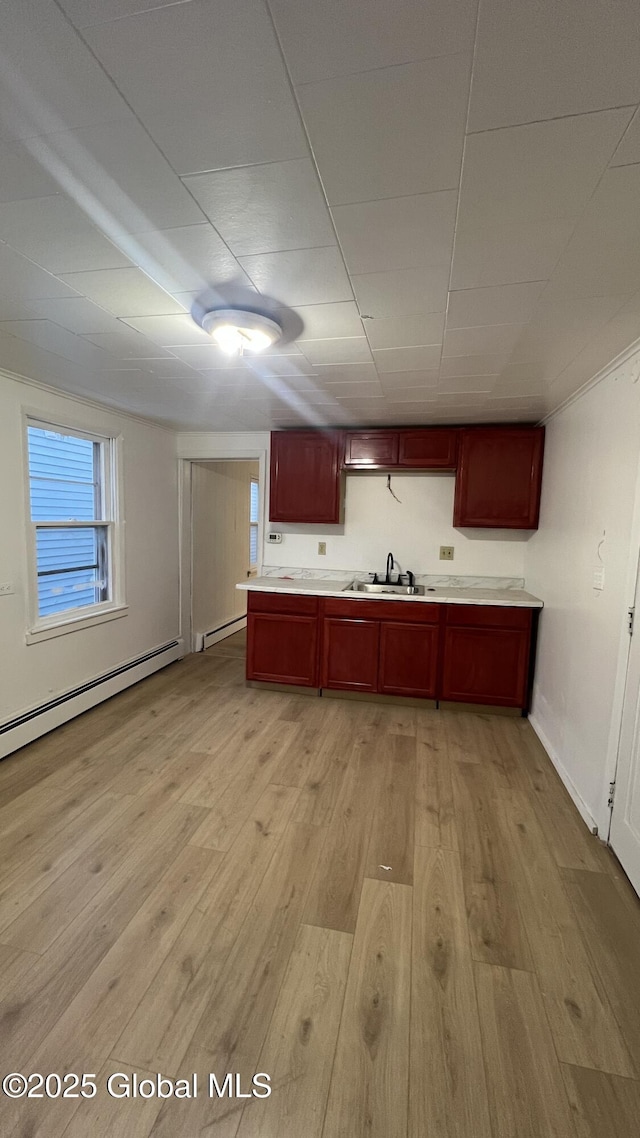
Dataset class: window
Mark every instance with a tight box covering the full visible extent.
[249,477,259,572]
[26,421,123,635]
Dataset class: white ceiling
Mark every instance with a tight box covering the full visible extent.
[1,0,640,431]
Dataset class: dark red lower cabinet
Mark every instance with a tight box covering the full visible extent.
[440,625,530,708]
[379,622,439,698]
[321,618,380,692]
[247,613,318,686]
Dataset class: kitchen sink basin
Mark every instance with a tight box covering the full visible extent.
[351,581,426,595]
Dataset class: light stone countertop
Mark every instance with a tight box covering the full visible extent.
[237,577,543,608]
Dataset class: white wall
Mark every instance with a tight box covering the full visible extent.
[191,460,258,637]
[525,345,640,834]
[264,470,529,579]
[0,371,181,733]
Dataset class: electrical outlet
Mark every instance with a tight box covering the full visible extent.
[0,582,15,596]
[318,542,327,555]
[439,546,454,561]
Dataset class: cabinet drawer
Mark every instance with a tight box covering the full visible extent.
[248,591,319,616]
[445,604,531,630]
[322,597,441,623]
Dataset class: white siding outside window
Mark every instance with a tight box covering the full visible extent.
[249,477,259,573]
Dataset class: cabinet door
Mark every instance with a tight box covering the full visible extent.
[453,427,544,528]
[247,613,318,686]
[379,622,440,697]
[440,625,530,708]
[398,428,458,469]
[321,618,380,692]
[343,430,399,468]
[270,430,343,524]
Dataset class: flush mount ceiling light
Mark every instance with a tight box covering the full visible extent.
[201,308,283,355]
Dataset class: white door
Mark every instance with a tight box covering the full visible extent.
[610,565,640,896]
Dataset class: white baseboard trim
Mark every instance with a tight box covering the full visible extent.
[0,638,184,760]
[528,713,599,835]
[201,615,247,651]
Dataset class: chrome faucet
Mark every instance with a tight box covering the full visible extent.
[385,551,395,584]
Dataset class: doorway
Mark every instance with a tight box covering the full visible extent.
[190,459,259,652]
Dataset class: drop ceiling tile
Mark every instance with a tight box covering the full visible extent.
[437,375,497,393]
[440,354,511,378]
[351,266,449,319]
[451,109,632,289]
[0,196,130,274]
[314,380,385,398]
[58,268,186,317]
[508,294,629,365]
[297,55,469,205]
[26,297,121,334]
[238,247,352,306]
[443,323,528,357]
[373,345,442,373]
[183,159,334,256]
[248,355,320,377]
[611,108,640,167]
[0,319,113,368]
[310,362,380,383]
[84,0,306,174]
[366,313,444,350]
[131,224,251,293]
[544,164,640,298]
[296,337,372,365]
[284,302,364,341]
[0,247,79,301]
[83,328,172,360]
[121,314,211,346]
[379,385,439,402]
[58,0,190,27]
[27,119,206,236]
[469,0,640,132]
[335,191,457,276]
[0,0,130,143]
[143,358,202,380]
[0,141,60,202]
[446,282,546,329]
[270,0,477,84]
[378,369,440,389]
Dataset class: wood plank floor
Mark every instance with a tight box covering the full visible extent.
[0,647,638,1137]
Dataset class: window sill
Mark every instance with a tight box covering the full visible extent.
[26,604,129,645]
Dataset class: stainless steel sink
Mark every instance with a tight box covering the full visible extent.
[351,581,426,596]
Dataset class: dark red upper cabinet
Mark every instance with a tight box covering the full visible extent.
[453,427,544,529]
[344,430,399,468]
[398,428,458,469]
[270,430,344,524]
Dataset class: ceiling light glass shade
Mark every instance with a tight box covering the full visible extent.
[201,309,282,355]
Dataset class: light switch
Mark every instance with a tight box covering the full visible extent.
[593,566,605,591]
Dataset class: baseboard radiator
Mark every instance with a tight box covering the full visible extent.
[195,614,247,652]
[0,638,184,760]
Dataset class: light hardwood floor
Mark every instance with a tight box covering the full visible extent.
[0,647,639,1137]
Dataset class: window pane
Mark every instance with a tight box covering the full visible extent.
[35,527,107,617]
[28,426,100,521]
[249,525,258,566]
[38,569,101,617]
[250,479,259,523]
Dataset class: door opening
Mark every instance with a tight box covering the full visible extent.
[190,459,260,652]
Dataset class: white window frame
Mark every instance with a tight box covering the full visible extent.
[249,475,259,577]
[24,414,127,644]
